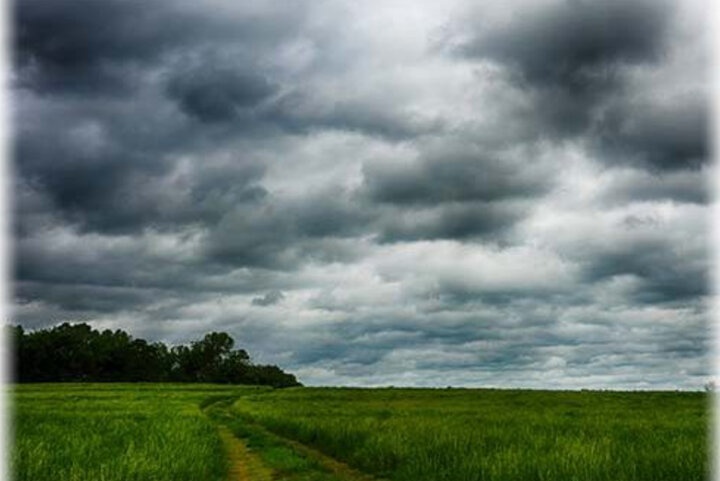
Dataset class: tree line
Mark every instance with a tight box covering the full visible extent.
[9,323,301,387]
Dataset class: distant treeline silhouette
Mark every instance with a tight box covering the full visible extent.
[9,323,301,387]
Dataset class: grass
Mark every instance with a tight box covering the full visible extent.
[11,383,267,481]
[10,384,710,481]
[228,387,710,481]
[206,397,347,481]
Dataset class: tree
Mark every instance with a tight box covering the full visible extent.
[9,323,301,387]
[194,332,234,382]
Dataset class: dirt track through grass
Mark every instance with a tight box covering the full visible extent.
[245,420,382,481]
[229,388,708,481]
[209,396,381,481]
[218,425,274,481]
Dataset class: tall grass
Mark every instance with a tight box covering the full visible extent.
[12,385,709,481]
[230,388,709,481]
[11,383,267,481]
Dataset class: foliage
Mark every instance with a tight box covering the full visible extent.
[10,323,300,387]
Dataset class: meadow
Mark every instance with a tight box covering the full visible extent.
[11,384,266,481]
[228,388,709,481]
[11,384,710,481]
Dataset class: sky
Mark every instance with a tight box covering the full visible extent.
[11,0,711,389]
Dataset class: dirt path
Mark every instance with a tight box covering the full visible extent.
[207,397,382,481]
[245,421,383,481]
[217,425,274,481]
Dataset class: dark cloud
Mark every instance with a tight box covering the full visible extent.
[16,132,171,234]
[15,281,158,314]
[16,0,201,95]
[251,290,285,306]
[598,168,710,205]
[15,0,308,96]
[594,93,709,171]
[16,0,435,140]
[447,0,708,169]
[15,124,268,235]
[363,151,550,205]
[360,142,553,242]
[167,64,277,123]
[205,190,370,269]
[583,238,708,304]
[11,0,709,389]
[375,202,526,243]
[455,0,672,92]
[15,228,194,289]
[13,79,272,236]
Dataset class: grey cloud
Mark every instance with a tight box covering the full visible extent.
[286,312,504,368]
[16,0,206,95]
[11,0,709,390]
[599,168,710,205]
[15,281,159,314]
[251,290,285,307]
[361,142,553,242]
[454,0,672,92]
[363,150,550,205]
[206,190,370,269]
[267,92,442,140]
[14,96,269,236]
[582,236,707,304]
[204,209,291,270]
[446,0,704,163]
[15,229,194,289]
[16,134,267,235]
[16,131,172,234]
[375,202,526,243]
[15,0,309,96]
[18,0,437,142]
[167,64,277,123]
[430,283,585,309]
[595,93,709,171]
[281,299,708,388]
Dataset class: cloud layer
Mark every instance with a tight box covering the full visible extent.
[12,0,710,389]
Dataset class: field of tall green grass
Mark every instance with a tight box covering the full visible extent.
[11,384,267,481]
[11,384,710,481]
[229,387,709,481]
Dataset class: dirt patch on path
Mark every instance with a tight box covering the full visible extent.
[218,425,274,481]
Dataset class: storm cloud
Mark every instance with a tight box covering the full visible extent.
[11,0,710,389]
[453,0,672,90]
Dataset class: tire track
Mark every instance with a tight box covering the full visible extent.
[217,425,273,481]
[207,396,382,481]
[237,420,384,481]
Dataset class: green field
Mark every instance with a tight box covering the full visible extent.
[11,384,710,481]
[11,384,268,481]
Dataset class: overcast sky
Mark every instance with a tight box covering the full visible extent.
[12,0,710,389]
